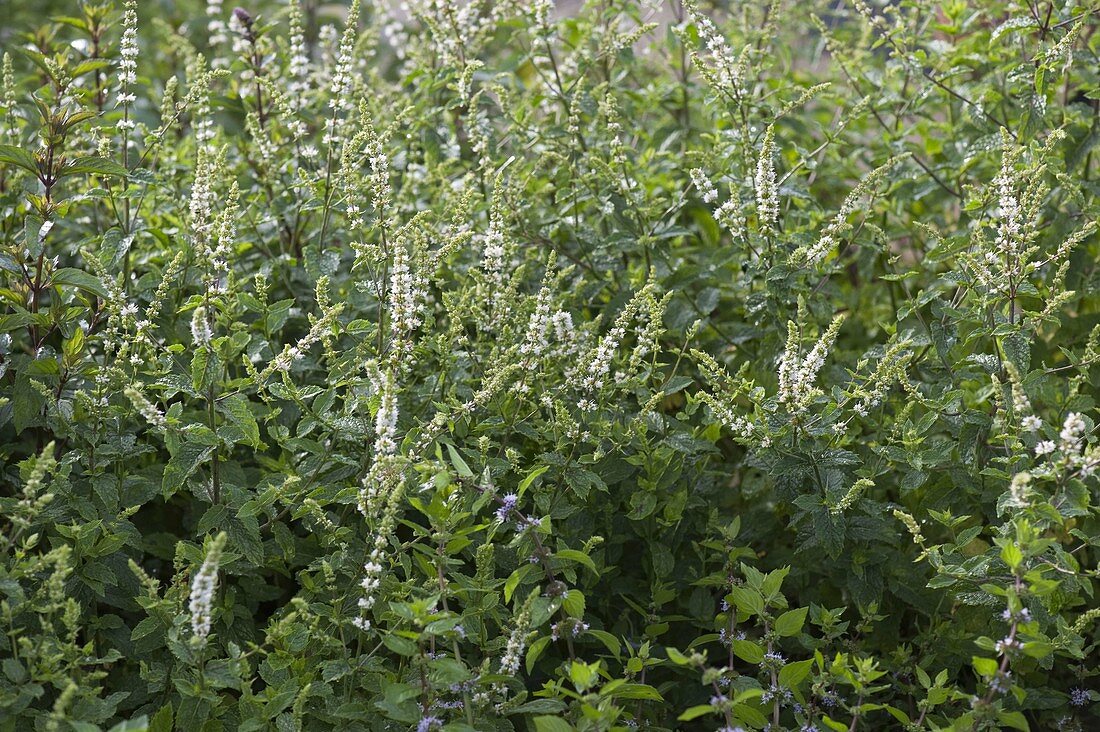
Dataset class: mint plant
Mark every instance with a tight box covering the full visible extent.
[0,0,1098,730]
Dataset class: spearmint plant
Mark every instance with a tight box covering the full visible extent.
[0,0,1098,730]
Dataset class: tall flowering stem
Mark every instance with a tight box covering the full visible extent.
[353,475,406,632]
[318,0,362,254]
[207,0,229,67]
[754,125,778,236]
[189,532,227,647]
[499,589,536,678]
[115,0,138,170]
[287,2,309,108]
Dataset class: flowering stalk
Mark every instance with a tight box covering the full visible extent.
[189,532,227,646]
[2,53,16,141]
[777,313,845,419]
[353,475,407,631]
[498,589,537,677]
[572,283,656,411]
[207,0,229,67]
[115,0,138,170]
[287,2,310,108]
[754,125,779,235]
[318,0,362,254]
[797,154,908,266]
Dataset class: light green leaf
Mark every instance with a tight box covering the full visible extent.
[518,464,549,494]
[732,639,764,664]
[533,717,573,732]
[446,443,473,478]
[678,705,716,721]
[778,658,814,687]
[555,548,598,576]
[775,607,808,637]
[971,656,998,677]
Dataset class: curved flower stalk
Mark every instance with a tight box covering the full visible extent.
[124,386,168,432]
[693,349,760,444]
[3,443,58,548]
[691,166,746,242]
[250,290,345,382]
[828,478,874,515]
[570,282,658,411]
[682,0,751,105]
[843,338,911,420]
[794,154,910,266]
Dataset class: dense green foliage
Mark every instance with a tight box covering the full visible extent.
[1,0,1099,730]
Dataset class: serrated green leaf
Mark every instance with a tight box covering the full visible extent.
[51,267,109,298]
[61,156,128,178]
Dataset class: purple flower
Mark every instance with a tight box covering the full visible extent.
[417,715,442,732]
[1001,607,1031,623]
[989,671,1012,695]
[433,699,464,710]
[1070,687,1089,706]
[495,493,518,523]
[760,650,786,671]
